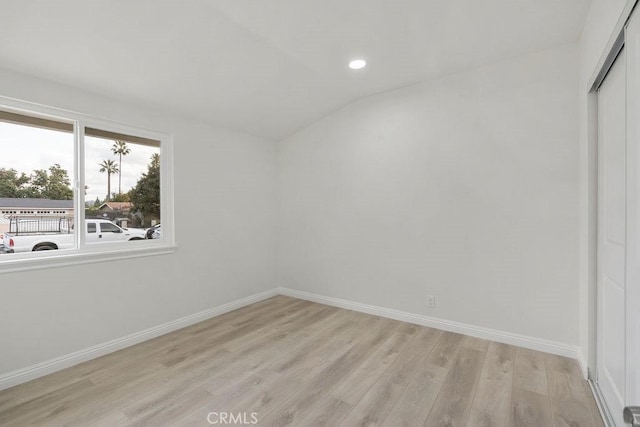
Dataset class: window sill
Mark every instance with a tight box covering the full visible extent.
[0,244,178,274]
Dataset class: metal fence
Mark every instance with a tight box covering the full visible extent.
[7,216,73,235]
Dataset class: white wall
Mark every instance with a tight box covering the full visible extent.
[0,32,594,379]
[577,0,630,370]
[0,69,278,375]
[278,44,580,346]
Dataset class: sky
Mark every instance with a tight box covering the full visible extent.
[0,122,159,202]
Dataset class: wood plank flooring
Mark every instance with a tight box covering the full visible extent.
[0,296,604,426]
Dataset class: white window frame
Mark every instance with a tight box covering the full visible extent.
[0,96,176,273]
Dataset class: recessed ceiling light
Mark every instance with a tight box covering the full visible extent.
[349,59,366,70]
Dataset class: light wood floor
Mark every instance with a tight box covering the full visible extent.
[0,296,603,426]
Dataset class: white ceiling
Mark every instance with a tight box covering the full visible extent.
[0,0,590,140]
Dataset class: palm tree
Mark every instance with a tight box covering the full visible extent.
[99,160,119,201]
[111,140,130,194]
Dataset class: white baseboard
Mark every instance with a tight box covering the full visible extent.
[0,288,278,391]
[0,285,584,391]
[589,379,614,427]
[278,287,581,360]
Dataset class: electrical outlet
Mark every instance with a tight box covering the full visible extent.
[426,295,436,308]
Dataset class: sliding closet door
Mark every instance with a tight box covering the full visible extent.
[596,9,640,424]
[597,47,626,427]
[625,7,640,416]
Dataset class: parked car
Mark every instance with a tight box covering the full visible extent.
[146,224,161,239]
[0,233,8,254]
[2,219,146,253]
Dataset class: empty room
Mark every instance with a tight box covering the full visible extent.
[0,1,638,426]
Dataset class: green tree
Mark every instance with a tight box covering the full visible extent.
[27,169,49,198]
[0,165,73,199]
[0,168,30,198]
[110,192,131,202]
[99,160,119,201]
[45,164,74,200]
[111,140,130,194]
[131,153,160,223]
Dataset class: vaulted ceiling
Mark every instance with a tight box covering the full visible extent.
[0,0,591,140]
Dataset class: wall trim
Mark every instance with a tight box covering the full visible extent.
[1,286,585,391]
[0,288,278,391]
[590,380,615,426]
[278,287,581,361]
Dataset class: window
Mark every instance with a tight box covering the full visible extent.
[84,127,161,230]
[0,99,173,270]
[99,223,121,233]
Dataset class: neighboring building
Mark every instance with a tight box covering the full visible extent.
[97,202,133,216]
[0,198,74,233]
[96,202,142,228]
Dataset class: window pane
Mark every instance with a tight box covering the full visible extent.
[99,223,120,233]
[87,223,96,233]
[0,112,75,254]
[84,130,160,244]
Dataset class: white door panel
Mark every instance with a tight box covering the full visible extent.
[86,222,99,244]
[596,8,640,424]
[98,222,124,243]
[603,111,626,245]
[602,276,625,395]
[604,245,626,285]
[625,6,640,411]
[597,45,626,427]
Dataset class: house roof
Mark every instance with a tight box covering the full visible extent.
[0,198,73,209]
[99,202,133,210]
